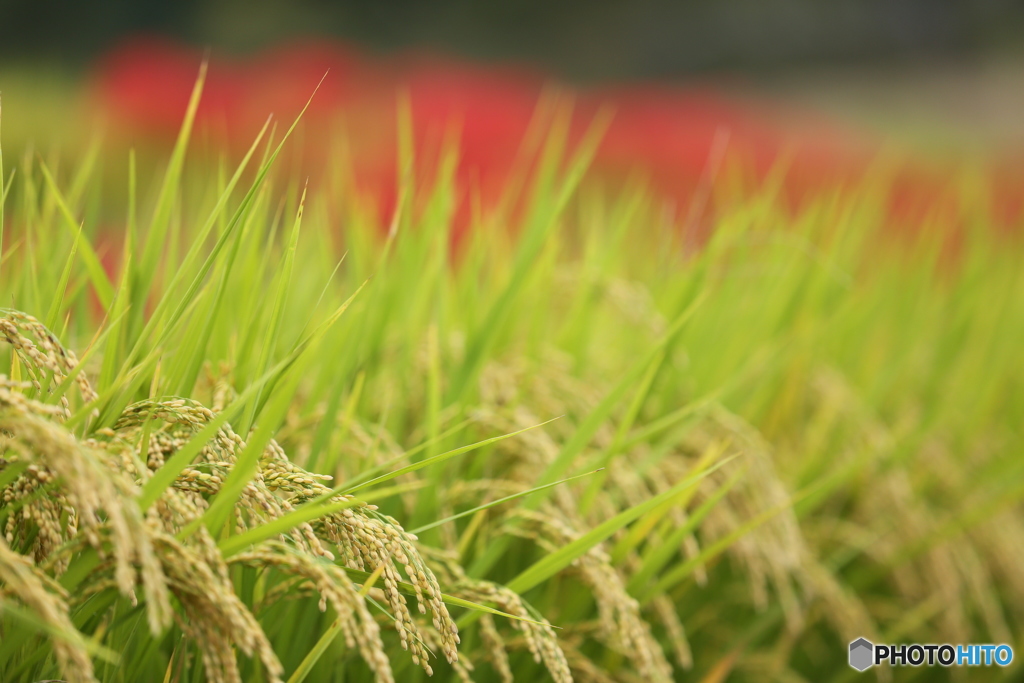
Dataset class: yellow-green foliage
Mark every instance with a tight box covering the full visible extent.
[0,88,1022,683]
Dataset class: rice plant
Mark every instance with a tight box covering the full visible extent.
[0,69,1022,683]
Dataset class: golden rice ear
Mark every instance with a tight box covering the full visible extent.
[0,310,98,418]
[0,538,96,683]
[510,509,673,682]
[0,378,173,634]
[478,613,515,683]
[456,579,572,683]
[118,400,461,678]
[150,531,285,683]
[230,542,394,682]
[0,313,465,682]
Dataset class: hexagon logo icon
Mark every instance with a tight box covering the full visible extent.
[849,638,874,671]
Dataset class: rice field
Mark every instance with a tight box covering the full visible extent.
[0,51,1023,683]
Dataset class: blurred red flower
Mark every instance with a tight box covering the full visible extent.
[90,37,1022,243]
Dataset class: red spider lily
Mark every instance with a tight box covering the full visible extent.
[89,36,1024,247]
[93,36,365,149]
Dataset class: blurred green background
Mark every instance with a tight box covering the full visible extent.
[3,0,1024,78]
[3,0,1024,156]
